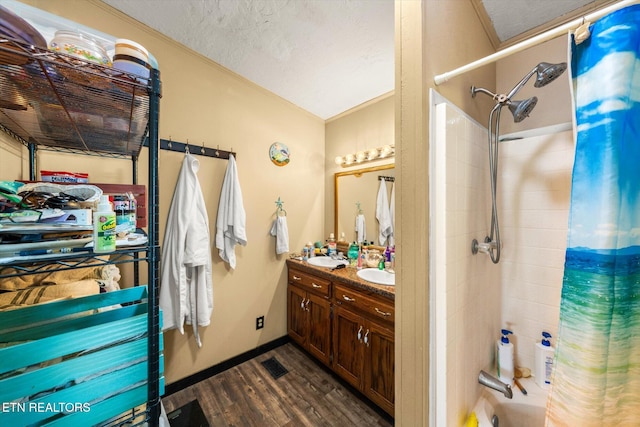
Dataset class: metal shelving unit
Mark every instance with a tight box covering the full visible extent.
[0,36,162,426]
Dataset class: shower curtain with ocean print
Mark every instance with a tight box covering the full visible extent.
[546,5,640,427]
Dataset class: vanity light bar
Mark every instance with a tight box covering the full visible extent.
[334,144,395,167]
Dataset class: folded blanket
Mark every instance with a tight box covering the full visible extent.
[0,279,100,311]
[0,257,117,291]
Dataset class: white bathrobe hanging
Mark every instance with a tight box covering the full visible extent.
[160,153,213,348]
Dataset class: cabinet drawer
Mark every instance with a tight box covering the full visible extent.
[334,284,394,324]
[288,269,331,298]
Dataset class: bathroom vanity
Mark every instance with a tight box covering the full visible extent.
[286,259,395,416]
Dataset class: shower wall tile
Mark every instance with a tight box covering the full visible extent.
[434,102,501,426]
[498,130,573,374]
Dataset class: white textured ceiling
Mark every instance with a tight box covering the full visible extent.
[101,0,597,120]
[481,0,600,42]
[102,0,394,120]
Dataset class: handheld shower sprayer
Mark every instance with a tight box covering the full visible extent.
[470,61,567,263]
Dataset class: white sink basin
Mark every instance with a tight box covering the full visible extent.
[357,268,395,286]
[306,257,348,268]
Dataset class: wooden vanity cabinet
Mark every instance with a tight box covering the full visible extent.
[286,263,395,416]
[287,267,332,366]
[333,283,395,416]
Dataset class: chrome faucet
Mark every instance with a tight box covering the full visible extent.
[479,370,513,399]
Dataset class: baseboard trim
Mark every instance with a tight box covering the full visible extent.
[163,335,290,397]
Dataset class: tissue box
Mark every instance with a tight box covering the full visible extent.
[64,209,92,225]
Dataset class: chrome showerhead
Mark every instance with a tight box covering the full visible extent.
[508,96,538,123]
[534,62,567,87]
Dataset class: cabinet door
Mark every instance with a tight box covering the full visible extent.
[332,305,364,389]
[287,285,307,347]
[363,320,395,416]
[307,293,332,366]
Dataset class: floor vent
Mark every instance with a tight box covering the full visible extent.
[167,399,209,427]
[261,356,289,379]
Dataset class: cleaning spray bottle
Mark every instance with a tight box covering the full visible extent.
[497,329,514,386]
[535,331,554,389]
[93,195,116,253]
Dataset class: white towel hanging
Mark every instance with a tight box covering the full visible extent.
[376,179,392,246]
[355,213,366,243]
[215,154,247,269]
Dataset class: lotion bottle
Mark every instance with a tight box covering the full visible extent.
[535,331,555,389]
[497,329,514,386]
[93,195,116,253]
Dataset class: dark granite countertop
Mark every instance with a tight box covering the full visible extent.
[286,258,395,300]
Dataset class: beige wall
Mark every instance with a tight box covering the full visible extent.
[324,94,395,240]
[395,0,497,425]
[10,0,325,385]
[497,37,573,134]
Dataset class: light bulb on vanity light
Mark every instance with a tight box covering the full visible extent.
[356,151,366,163]
[380,145,393,158]
[367,148,379,160]
[334,155,344,165]
[344,153,355,165]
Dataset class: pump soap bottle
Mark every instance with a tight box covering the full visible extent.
[497,329,514,386]
[93,195,116,253]
[535,331,555,389]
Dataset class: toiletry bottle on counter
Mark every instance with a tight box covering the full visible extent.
[497,329,514,386]
[327,233,337,256]
[93,195,116,253]
[348,242,359,267]
[535,331,554,389]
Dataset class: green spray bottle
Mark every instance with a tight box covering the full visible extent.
[93,195,116,253]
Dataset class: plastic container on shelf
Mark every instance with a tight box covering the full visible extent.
[49,29,111,66]
[112,38,150,79]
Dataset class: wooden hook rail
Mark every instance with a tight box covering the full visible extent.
[145,137,237,160]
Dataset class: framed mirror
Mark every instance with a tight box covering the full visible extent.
[334,163,395,246]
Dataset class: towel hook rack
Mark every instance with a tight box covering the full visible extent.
[153,138,237,160]
[356,201,363,214]
[275,197,287,216]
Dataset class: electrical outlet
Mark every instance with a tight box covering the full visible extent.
[256,316,264,330]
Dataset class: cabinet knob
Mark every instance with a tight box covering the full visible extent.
[300,297,307,309]
[357,325,363,342]
[342,295,356,302]
[364,329,370,347]
[374,307,391,317]
[293,275,302,281]
[311,283,321,288]
[304,299,310,311]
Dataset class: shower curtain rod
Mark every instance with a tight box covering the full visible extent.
[433,0,639,85]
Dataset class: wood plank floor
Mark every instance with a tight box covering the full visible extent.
[162,343,394,427]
